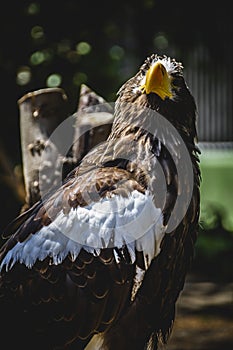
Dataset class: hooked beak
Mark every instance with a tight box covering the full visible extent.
[141,61,173,100]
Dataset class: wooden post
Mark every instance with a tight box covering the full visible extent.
[72,84,114,164]
[18,85,114,212]
[18,87,69,210]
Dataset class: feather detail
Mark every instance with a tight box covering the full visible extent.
[0,190,164,272]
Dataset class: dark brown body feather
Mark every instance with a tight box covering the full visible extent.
[0,54,201,350]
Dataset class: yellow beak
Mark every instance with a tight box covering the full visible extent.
[141,61,173,100]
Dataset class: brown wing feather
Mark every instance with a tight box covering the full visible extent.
[0,163,145,349]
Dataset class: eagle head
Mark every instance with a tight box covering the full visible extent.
[116,53,197,140]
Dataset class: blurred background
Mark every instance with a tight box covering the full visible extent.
[0,1,232,348]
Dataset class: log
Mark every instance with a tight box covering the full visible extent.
[72,84,114,164]
[18,85,114,212]
[18,87,69,209]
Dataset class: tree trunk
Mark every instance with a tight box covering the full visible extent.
[18,87,69,210]
[18,85,114,212]
[72,84,114,163]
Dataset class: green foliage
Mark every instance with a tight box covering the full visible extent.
[193,222,233,282]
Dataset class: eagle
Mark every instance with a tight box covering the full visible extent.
[0,54,200,350]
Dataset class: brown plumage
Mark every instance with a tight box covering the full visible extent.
[0,54,201,350]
